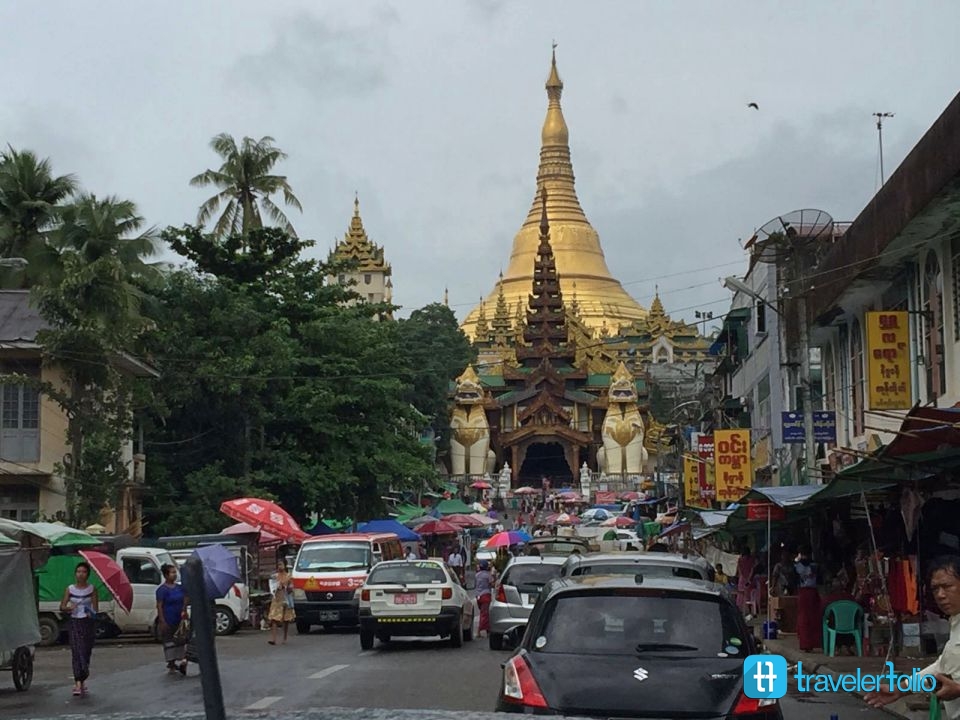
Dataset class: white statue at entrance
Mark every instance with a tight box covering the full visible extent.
[449,366,496,476]
[597,362,648,476]
[579,461,591,498]
[498,462,512,496]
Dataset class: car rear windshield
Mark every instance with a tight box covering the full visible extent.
[568,563,706,580]
[533,592,744,657]
[502,563,562,592]
[296,543,371,572]
[366,563,446,585]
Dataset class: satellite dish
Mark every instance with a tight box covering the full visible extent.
[748,209,835,265]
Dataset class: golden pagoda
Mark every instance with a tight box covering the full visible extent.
[462,49,647,338]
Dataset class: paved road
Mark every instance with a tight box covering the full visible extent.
[1,627,897,719]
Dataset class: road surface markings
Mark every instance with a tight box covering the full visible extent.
[245,696,283,710]
[309,664,350,680]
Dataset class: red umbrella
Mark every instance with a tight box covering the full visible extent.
[445,514,485,528]
[559,491,583,503]
[470,481,492,490]
[513,487,539,495]
[416,519,461,536]
[548,512,581,525]
[220,497,308,543]
[601,516,637,528]
[79,550,133,613]
[221,521,281,546]
[619,491,641,501]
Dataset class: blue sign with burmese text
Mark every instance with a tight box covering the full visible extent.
[782,411,836,443]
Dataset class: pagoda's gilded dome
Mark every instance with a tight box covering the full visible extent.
[461,50,646,339]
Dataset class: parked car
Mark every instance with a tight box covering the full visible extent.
[357,559,475,650]
[524,536,591,556]
[496,575,779,718]
[488,555,566,650]
[559,551,715,581]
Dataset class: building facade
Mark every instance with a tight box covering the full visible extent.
[0,291,154,530]
[809,91,960,471]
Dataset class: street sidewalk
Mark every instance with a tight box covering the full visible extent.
[761,631,938,720]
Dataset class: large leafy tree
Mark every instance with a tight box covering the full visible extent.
[190,133,302,239]
[142,226,432,534]
[0,147,77,286]
[396,303,475,444]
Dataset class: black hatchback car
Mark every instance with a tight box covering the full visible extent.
[496,576,782,719]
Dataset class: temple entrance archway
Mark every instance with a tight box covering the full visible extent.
[517,442,573,487]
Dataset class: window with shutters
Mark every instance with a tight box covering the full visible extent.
[0,364,40,463]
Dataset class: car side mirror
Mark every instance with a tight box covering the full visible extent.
[502,626,522,651]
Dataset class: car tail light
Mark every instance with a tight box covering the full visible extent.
[502,654,548,708]
[442,587,453,600]
[360,589,370,602]
[496,584,507,603]
[732,692,779,715]
[231,585,242,598]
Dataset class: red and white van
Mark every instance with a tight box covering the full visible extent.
[291,532,403,633]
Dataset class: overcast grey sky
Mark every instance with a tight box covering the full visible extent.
[3,1,959,326]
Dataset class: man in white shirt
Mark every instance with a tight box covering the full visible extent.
[867,555,960,718]
[405,548,418,561]
[447,547,465,583]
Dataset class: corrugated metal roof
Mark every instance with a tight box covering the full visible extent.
[0,291,45,342]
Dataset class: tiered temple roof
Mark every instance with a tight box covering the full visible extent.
[329,197,391,274]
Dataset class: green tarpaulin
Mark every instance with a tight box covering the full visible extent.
[435,499,475,515]
[35,554,112,602]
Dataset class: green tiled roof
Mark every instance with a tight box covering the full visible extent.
[587,373,611,385]
[478,374,507,387]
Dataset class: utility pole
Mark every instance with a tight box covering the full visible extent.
[873,112,894,187]
[792,247,817,485]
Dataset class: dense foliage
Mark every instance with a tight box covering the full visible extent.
[0,138,473,533]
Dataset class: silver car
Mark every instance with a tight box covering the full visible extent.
[559,551,715,581]
[488,555,566,650]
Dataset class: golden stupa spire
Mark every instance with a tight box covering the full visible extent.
[461,46,647,339]
[329,194,390,273]
[492,272,512,337]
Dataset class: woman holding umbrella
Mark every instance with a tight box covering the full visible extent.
[60,561,99,697]
[156,564,189,675]
[268,560,295,645]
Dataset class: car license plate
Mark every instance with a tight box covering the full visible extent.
[394,593,418,605]
[318,611,339,621]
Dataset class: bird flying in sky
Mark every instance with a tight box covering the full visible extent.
[747,102,759,110]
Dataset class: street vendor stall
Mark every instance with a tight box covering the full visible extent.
[0,528,49,691]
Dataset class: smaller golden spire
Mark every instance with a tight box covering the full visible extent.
[650,286,665,317]
[541,44,568,147]
[475,297,490,340]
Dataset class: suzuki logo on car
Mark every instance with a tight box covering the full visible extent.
[325,592,333,600]
[633,667,649,682]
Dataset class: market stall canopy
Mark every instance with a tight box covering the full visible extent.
[416,519,461,536]
[827,405,960,488]
[434,499,476,516]
[357,519,421,542]
[0,519,99,548]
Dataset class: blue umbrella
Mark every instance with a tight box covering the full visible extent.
[191,544,241,599]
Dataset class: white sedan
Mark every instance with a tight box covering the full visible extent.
[357,559,475,649]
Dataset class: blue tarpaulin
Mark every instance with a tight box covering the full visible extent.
[357,519,421,542]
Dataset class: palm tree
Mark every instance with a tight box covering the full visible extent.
[190,133,302,239]
[0,146,77,260]
[45,194,160,319]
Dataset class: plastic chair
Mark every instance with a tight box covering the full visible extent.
[821,600,864,657]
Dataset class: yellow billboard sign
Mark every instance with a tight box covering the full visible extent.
[683,454,702,508]
[714,429,752,503]
[865,311,912,410]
